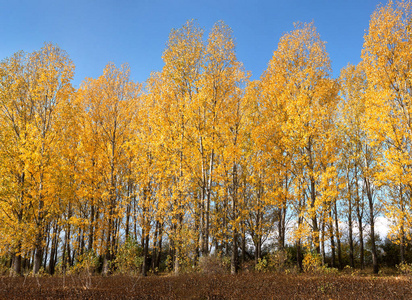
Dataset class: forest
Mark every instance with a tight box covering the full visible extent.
[0,0,411,279]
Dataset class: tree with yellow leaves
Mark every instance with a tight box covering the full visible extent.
[200,21,248,274]
[362,0,412,269]
[0,44,74,274]
[74,63,140,274]
[260,22,339,258]
[156,20,204,274]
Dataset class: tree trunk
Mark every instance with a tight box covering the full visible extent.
[49,225,59,275]
[358,207,365,269]
[43,225,50,271]
[307,140,320,254]
[334,201,342,269]
[155,223,163,273]
[297,237,303,272]
[348,196,355,268]
[365,177,378,274]
[230,162,238,275]
[278,206,286,250]
[88,204,95,251]
[231,230,238,275]
[241,225,246,266]
[142,234,149,276]
[33,207,45,274]
[355,168,365,269]
[125,203,131,241]
[13,173,25,275]
[13,246,22,276]
[330,219,336,268]
[321,219,325,265]
[346,166,355,268]
[400,184,405,263]
[310,176,319,253]
[204,150,214,256]
[33,241,43,275]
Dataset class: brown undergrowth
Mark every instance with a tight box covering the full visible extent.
[1,272,412,299]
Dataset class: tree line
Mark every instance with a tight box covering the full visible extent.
[0,0,411,276]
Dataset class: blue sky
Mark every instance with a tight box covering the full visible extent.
[0,0,383,88]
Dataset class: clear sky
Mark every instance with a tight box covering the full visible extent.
[0,0,384,88]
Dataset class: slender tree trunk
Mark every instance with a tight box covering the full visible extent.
[43,224,51,271]
[278,206,286,250]
[400,184,405,263]
[49,224,59,275]
[321,219,325,265]
[254,210,261,265]
[103,136,117,276]
[307,140,320,254]
[125,204,131,241]
[231,230,238,275]
[329,213,336,268]
[364,176,378,273]
[88,204,95,251]
[174,236,180,275]
[348,192,355,268]
[346,166,355,267]
[366,184,378,274]
[358,206,365,269]
[400,227,405,263]
[80,228,85,256]
[241,225,246,266]
[174,213,183,275]
[231,162,238,275]
[279,175,288,250]
[194,193,200,265]
[355,168,365,269]
[103,217,113,275]
[334,201,342,269]
[33,173,45,275]
[296,181,304,272]
[13,172,25,275]
[142,234,149,276]
[155,223,163,272]
[297,237,303,272]
[310,178,319,253]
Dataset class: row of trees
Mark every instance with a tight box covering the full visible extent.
[0,0,411,276]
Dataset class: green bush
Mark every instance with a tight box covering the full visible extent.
[396,262,412,276]
[114,238,143,274]
[70,251,99,276]
[255,258,268,272]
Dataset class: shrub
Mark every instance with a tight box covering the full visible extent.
[68,251,99,289]
[0,256,9,276]
[396,262,412,276]
[268,249,288,271]
[114,238,143,274]
[303,252,322,273]
[255,258,268,272]
[198,255,229,274]
[70,251,99,276]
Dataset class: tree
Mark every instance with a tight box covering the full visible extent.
[158,20,204,274]
[361,0,412,272]
[0,44,74,274]
[339,63,368,269]
[74,63,140,274]
[260,22,339,256]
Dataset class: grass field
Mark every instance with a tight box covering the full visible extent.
[1,272,412,299]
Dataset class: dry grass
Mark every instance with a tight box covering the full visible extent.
[1,272,412,299]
